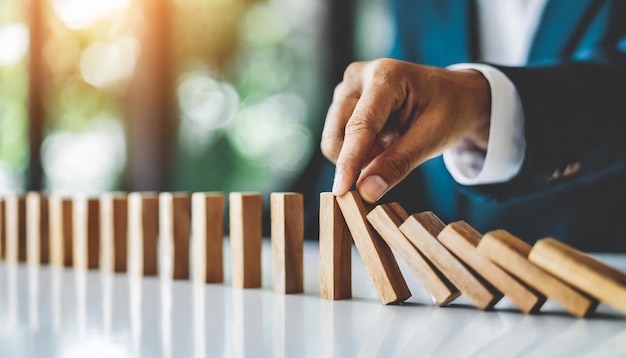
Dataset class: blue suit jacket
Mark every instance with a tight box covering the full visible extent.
[384,0,626,251]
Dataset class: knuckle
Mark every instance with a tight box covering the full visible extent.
[320,135,341,162]
[343,61,363,80]
[345,114,378,137]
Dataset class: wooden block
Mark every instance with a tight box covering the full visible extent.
[159,193,191,280]
[191,192,224,284]
[26,192,50,265]
[229,192,263,288]
[271,193,304,294]
[100,193,128,273]
[336,191,411,305]
[73,197,100,270]
[0,198,5,259]
[5,194,26,262]
[367,203,459,306]
[529,238,626,315]
[399,212,499,310]
[319,192,352,300]
[128,193,159,276]
[48,195,73,267]
[438,221,545,313]
[477,230,598,318]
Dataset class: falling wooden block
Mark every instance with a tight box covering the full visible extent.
[0,198,5,259]
[271,193,304,294]
[399,212,500,310]
[230,192,263,288]
[5,194,26,262]
[336,191,410,305]
[159,193,191,280]
[26,192,50,265]
[128,193,159,277]
[73,197,100,270]
[529,238,626,315]
[477,230,598,318]
[191,192,225,284]
[100,193,128,273]
[319,192,352,300]
[48,195,73,267]
[367,203,459,306]
[438,221,545,313]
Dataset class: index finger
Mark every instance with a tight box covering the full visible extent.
[332,84,397,196]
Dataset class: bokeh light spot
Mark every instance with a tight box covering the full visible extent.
[0,22,29,67]
[79,37,139,88]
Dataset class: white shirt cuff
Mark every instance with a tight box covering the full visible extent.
[443,63,526,185]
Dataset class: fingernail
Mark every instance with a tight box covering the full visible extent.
[360,175,388,203]
[332,170,343,194]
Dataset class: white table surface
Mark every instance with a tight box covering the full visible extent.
[0,240,625,358]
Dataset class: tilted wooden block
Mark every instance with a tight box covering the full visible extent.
[271,193,304,294]
[160,193,191,280]
[399,212,500,310]
[48,195,73,267]
[336,191,411,305]
[0,198,5,259]
[367,203,459,306]
[73,197,100,270]
[319,192,352,300]
[230,193,263,288]
[26,192,50,265]
[529,238,626,315]
[477,230,598,318]
[5,194,26,262]
[128,193,159,276]
[100,193,128,273]
[438,221,545,313]
[191,193,225,284]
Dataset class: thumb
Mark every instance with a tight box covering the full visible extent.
[356,146,416,203]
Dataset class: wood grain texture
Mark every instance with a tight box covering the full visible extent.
[191,193,225,284]
[48,195,73,267]
[399,212,500,310]
[438,221,545,313]
[230,193,263,289]
[477,230,598,318]
[73,197,100,270]
[26,192,49,264]
[529,238,626,315]
[336,191,411,305]
[100,193,128,273]
[367,203,459,306]
[128,193,159,277]
[160,193,191,280]
[319,192,352,300]
[271,193,304,294]
[5,195,26,262]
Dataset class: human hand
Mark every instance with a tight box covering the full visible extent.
[321,58,491,203]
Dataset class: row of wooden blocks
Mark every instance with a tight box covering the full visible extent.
[0,192,304,293]
[319,192,626,318]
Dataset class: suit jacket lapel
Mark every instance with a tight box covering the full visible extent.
[528,0,599,62]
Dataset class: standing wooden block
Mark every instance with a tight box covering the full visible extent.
[271,193,304,294]
[229,193,263,289]
[319,193,352,300]
[159,193,191,280]
[5,194,26,262]
[399,212,500,310]
[100,193,128,273]
[191,193,225,284]
[128,193,159,276]
[336,191,411,305]
[0,198,5,259]
[529,238,626,315]
[48,195,73,267]
[367,203,459,306]
[438,221,545,313]
[26,192,50,264]
[477,230,598,318]
[73,197,100,270]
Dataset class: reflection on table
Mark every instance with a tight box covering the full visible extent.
[0,241,625,357]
